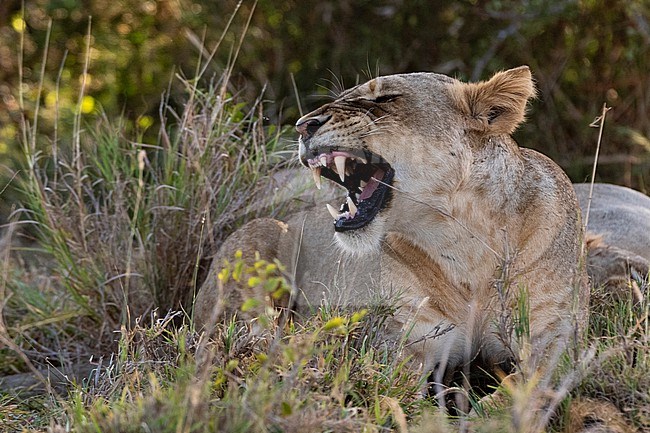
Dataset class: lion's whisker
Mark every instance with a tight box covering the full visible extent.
[359,127,391,138]
[351,116,393,138]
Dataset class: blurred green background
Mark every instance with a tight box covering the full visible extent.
[1,0,649,205]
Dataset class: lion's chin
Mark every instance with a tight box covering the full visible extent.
[333,215,386,255]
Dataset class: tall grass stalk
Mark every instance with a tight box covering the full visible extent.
[583,103,612,235]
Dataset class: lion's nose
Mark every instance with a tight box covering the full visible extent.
[296,114,331,140]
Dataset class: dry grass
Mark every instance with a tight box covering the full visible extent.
[11,64,295,348]
[52,302,424,433]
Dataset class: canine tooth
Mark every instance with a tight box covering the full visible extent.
[326,204,339,219]
[312,167,321,189]
[320,155,328,166]
[346,196,357,218]
[360,180,367,188]
[334,156,346,182]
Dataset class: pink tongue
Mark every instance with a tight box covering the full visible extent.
[359,168,384,201]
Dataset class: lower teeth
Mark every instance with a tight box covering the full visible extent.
[346,196,357,218]
[326,203,340,219]
[326,199,358,221]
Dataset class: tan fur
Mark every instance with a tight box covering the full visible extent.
[195,67,589,383]
[574,183,650,303]
[449,66,537,135]
[566,398,638,433]
[575,183,650,261]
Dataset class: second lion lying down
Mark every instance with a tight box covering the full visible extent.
[195,66,592,384]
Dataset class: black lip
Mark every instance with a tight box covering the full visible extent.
[334,167,394,232]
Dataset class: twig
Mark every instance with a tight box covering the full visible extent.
[196,0,243,80]
[123,150,147,321]
[53,50,69,185]
[290,72,303,117]
[0,171,20,197]
[72,17,93,253]
[191,210,208,316]
[584,103,611,233]
[31,19,52,158]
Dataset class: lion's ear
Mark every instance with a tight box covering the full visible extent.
[450,66,536,135]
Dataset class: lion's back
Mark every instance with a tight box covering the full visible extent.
[574,183,650,260]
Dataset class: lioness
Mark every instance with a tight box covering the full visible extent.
[575,183,650,297]
[195,66,588,385]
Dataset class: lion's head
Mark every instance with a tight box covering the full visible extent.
[296,66,536,253]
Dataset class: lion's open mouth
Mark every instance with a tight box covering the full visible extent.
[306,150,394,232]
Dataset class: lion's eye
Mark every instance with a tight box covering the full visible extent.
[347,95,401,104]
[372,95,400,103]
